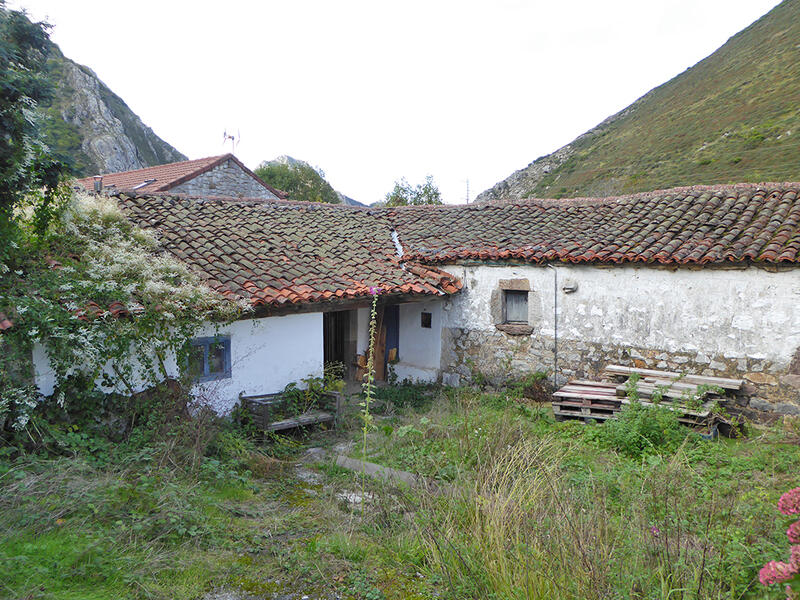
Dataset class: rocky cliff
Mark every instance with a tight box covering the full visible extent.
[40,46,186,177]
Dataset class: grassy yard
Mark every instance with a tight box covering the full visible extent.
[1,385,798,600]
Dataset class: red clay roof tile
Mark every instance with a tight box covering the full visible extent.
[76,154,287,199]
[118,193,461,309]
[391,183,800,266]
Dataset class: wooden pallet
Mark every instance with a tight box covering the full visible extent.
[603,365,744,391]
[553,375,720,426]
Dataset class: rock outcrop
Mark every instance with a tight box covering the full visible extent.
[41,46,186,177]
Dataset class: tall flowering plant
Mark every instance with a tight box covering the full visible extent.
[360,287,381,462]
[760,487,800,599]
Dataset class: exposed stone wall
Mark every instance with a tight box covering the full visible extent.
[438,263,800,415]
[170,161,279,199]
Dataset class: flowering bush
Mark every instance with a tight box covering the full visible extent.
[759,487,800,599]
[0,191,242,433]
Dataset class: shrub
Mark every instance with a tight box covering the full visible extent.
[591,402,696,458]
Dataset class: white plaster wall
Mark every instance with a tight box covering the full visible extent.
[355,307,370,355]
[192,312,323,413]
[394,301,443,382]
[33,312,324,415]
[440,264,800,369]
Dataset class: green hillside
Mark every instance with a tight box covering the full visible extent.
[479,0,800,201]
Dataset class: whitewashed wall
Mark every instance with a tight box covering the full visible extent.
[440,264,800,365]
[394,301,443,382]
[33,312,323,415]
[438,263,800,409]
[192,313,323,413]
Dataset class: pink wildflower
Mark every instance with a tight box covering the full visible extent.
[759,560,798,585]
[650,526,661,537]
[778,488,800,516]
[792,545,800,568]
[789,521,800,545]
[369,286,382,296]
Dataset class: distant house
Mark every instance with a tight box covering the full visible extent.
[76,154,286,200]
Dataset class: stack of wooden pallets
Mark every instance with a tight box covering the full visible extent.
[552,364,744,428]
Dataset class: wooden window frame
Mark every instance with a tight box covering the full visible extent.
[189,336,232,382]
[503,290,529,324]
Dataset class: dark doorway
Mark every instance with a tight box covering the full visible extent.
[323,310,349,367]
[384,304,399,366]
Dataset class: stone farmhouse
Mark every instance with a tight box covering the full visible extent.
[33,183,800,417]
[76,153,285,200]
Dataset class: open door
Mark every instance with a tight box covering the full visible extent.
[368,304,399,382]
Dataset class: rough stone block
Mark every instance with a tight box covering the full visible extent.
[782,374,800,390]
[745,372,778,385]
[749,397,772,411]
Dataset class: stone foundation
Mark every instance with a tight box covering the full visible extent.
[441,327,800,416]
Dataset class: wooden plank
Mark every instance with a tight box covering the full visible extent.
[615,382,711,400]
[557,388,617,397]
[554,392,623,402]
[603,365,743,390]
[567,379,618,388]
[264,410,334,432]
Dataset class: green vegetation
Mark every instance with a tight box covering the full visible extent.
[0,2,67,253]
[0,191,239,435]
[509,0,800,199]
[382,175,443,206]
[3,382,798,599]
[254,160,340,204]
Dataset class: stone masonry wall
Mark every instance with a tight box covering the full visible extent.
[438,263,800,416]
[170,160,279,199]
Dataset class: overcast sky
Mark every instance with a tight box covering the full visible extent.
[13,0,783,204]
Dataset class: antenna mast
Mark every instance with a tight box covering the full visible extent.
[465,178,470,204]
[222,129,240,154]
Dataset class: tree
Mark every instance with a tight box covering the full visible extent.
[384,175,442,206]
[0,2,66,251]
[254,160,339,204]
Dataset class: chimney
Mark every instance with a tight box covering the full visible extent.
[93,175,103,193]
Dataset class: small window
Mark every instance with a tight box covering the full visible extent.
[188,336,231,382]
[421,312,432,328]
[504,290,528,323]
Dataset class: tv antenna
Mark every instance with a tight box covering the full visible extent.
[222,129,240,154]
[465,178,470,204]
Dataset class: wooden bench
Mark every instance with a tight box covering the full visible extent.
[239,390,343,432]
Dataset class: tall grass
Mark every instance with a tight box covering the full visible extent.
[411,429,770,600]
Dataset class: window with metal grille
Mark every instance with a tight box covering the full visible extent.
[504,290,528,323]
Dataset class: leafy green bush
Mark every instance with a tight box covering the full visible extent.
[591,402,696,458]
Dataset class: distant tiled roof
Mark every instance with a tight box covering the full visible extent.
[76,154,287,199]
[118,194,461,309]
[391,184,800,266]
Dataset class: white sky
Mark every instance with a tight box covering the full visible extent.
[12,0,782,204]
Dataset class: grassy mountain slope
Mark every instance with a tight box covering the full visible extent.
[478,0,800,202]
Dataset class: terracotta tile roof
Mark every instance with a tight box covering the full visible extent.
[118,194,462,309]
[390,183,800,266]
[75,154,287,199]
